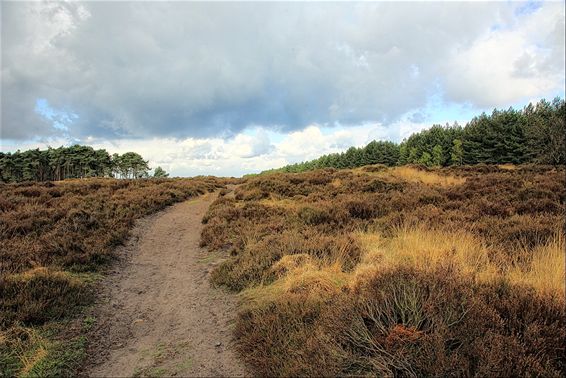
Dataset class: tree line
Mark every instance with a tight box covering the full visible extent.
[262,98,565,174]
[0,145,168,182]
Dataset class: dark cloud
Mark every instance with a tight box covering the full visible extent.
[1,2,564,141]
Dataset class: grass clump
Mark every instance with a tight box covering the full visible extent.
[387,166,466,187]
[357,226,565,296]
[0,325,88,378]
[0,268,92,329]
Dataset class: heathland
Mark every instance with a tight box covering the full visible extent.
[1,165,564,376]
[202,164,565,376]
[0,177,231,376]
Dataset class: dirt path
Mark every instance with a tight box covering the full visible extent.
[86,192,247,377]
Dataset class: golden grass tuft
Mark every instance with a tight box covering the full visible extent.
[498,163,518,170]
[20,344,48,376]
[0,326,49,376]
[356,226,565,297]
[507,233,565,295]
[242,258,348,310]
[285,263,347,293]
[330,178,344,188]
[271,254,316,278]
[259,198,303,211]
[388,166,466,186]
[5,267,74,283]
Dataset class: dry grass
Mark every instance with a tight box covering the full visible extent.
[357,165,466,187]
[356,226,565,296]
[241,261,348,310]
[507,233,565,295]
[498,163,518,170]
[19,341,48,376]
[259,198,303,211]
[0,326,48,376]
[387,166,466,186]
[201,164,566,376]
[0,176,230,376]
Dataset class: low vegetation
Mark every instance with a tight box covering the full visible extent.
[201,164,565,376]
[0,177,228,376]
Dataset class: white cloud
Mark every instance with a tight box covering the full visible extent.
[443,2,565,107]
[228,129,273,158]
[2,1,563,143]
[1,122,419,177]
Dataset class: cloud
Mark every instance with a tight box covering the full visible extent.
[2,1,563,143]
[442,2,565,107]
[1,122,410,177]
[228,129,274,158]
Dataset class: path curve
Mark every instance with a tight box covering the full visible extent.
[86,192,246,377]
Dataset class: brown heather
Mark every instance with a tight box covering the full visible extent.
[201,164,566,377]
[0,177,229,375]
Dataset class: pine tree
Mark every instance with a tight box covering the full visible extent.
[431,145,444,167]
[450,139,464,165]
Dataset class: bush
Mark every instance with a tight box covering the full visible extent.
[200,165,566,376]
[0,269,92,328]
[0,176,228,375]
[236,266,565,376]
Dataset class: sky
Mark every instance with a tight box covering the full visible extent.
[1,1,564,177]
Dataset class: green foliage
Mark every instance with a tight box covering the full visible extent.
[462,108,528,164]
[112,151,150,179]
[262,141,400,174]
[418,151,432,166]
[450,139,464,165]
[523,98,566,165]
[0,145,150,183]
[431,145,444,167]
[153,166,169,178]
[261,98,564,174]
[400,123,464,166]
[25,335,87,377]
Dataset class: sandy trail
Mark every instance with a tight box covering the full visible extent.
[86,192,246,377]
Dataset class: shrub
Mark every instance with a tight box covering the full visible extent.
[0,268,92,328]
[0,177,228,376]
[236,266,565,376]
[200,165,565,376]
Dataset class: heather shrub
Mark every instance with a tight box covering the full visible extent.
[201,165,565,376]
[0,268,92,328]
[361,164,388,172]
[0,176,228,375]
[343,196,376,219]
[211,230,362,291]
[362,178,404,193]
[236,266,565,376]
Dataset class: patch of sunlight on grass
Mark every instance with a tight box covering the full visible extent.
[330,178,343,188]
[498,164,518,170]
[5,327,49,377]
[259,198,302,211]
[6,267,82,285]
[20,345,48,376]
[241,259,349,309]
[507,233,565,296]
[388,166,465,187]
[355,226,565,297]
